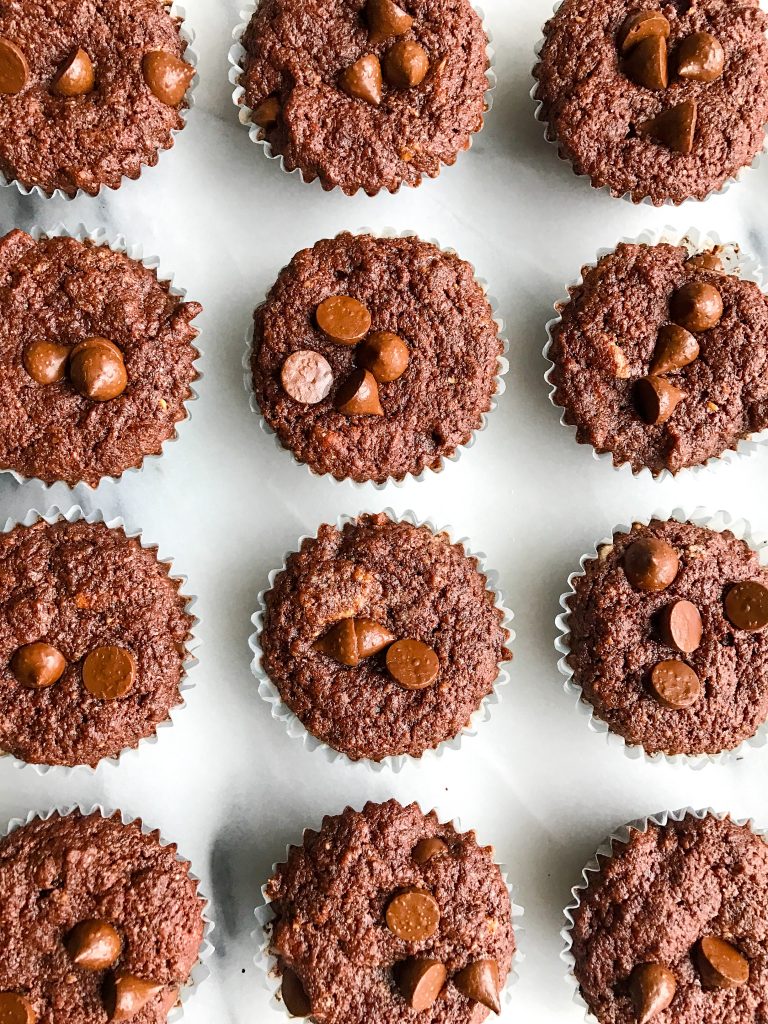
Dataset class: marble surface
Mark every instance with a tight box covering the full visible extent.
[2,1,768,1021]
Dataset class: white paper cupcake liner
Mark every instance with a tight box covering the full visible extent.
[561,806,767,1023]
[252,799,524,1020]
[0,223,202,491]
[1,802,214,1022]
[0,505,200,776]
[543,226,768,482]
[556,507,768,769]
[0,3,198,202]
[243,227,509,490]
[228,4,496,196]
[249,508,514,772]
[531,1,768,206]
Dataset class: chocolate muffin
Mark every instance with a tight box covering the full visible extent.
[236,0,491,195]
[0,230,201,486]
[0,518,194,768]
[568,812,768,1024]
[0,808,206,1023]
[264,800,515,1023]
[257,513,511,762]
[534,0,768,204]
[547,241,768,475]
[0,0,195,197]
[564,518,768,758]
[251,232,504,483]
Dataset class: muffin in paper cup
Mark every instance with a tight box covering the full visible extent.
[228,2,496,197]
[0,2,198,201]
[253,799,524,1020]
[543,226,768,481]
[531,1,768,206]
[556,507,768,769]
[249,509,514,772]
[0,505,200,775]
[243,227,509,490]
[1,802,214,1022]
[0,223,202,489]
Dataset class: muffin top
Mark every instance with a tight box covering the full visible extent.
[570,814,768,1024]
[238,0,490,195]
[547,242,768,475]
[0,0,194,196]
[534,0,768,204]
[0,810,205,1023]
[0,519,194,768]
[251,233,503,483]
[0,230,201,486]
[259,513,510,762]
[267,800,514,1024]
[566,518,768,757]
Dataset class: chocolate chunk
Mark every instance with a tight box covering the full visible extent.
[677,32,725,84]
[11,642,67,690]
[69,337,127,401]
[687,252,724,274]
[629,963,677,1024]
[0,994,35,1024]
[253,96,280,128]
[22,340,69,385]
[412,837,448,863]
[624,35,668,91]
[0,38,29,95]
[366,0,414,45]
[637,101,697,154]
[315,295,372,345]
[104,971,163,1022]
[624,538,679,592]
[281,968,311,1017]
[142,51,194,106]
[281,351,333,405]
[335,369,383,416]
[354,619,395,658]
[384,40,429,89]
[52,48,95,97]
[658,600,703,654]
[386,639,439,689]
[649,324,699,375]
[724,581,768,631]
[670,281,723,332]
[340,54,382,106]
[357,332,409,383]
[66,920,122,971]
[634,376,684,425]
[385,889,440,941]
[649,660,701,710]
[696,936,749,990]
[618,10,670,54]
[395,959,446,1011]
[314,619,359,666]
[82,647,136,700]
[453,959,501,1014]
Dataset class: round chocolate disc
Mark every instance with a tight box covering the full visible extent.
[649,660,701,710]
[724,581,768,631]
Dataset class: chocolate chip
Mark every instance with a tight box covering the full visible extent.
[649,324,699,375]
[658,600,703,653]
[253,96,280,128]
[314,620,359,666]
[0,993,35,1024]
[66,920,122,971]
[142,50,194,106]
[340,54,383,106]
[670,281,723,332]
[687,252,724,274]
[624,35,668,90]
[624,538,679,592]
[637,100,697,154]
[315,295,372,345]
[22,340,69,385]
[104,971,163,1022]
[281,351,333,405]
[629,963,677,1024]
[696,936,749,990]
[385,889,440,941]
[357,332,409,383]
[384,40,429,89]
[386,639,439,689]
[395,959,446,1011]
[281,968,311,1017]
[354,619,395,658]
[69,337,127,401]
[676,32,725,83]
[634,376,684,425]
[412,837,448,864]
[618,10,670,54]
[52,48,95,96]
[0,38,30,95]
[649,660,701,710]
[724,581,768,631]
[335,369,383,416]
[366,0,414,45]
[82,647,136,700]
[453,959,501,1014]
[11,642,67,690]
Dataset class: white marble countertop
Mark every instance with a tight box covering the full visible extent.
[2,1,768,1021]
